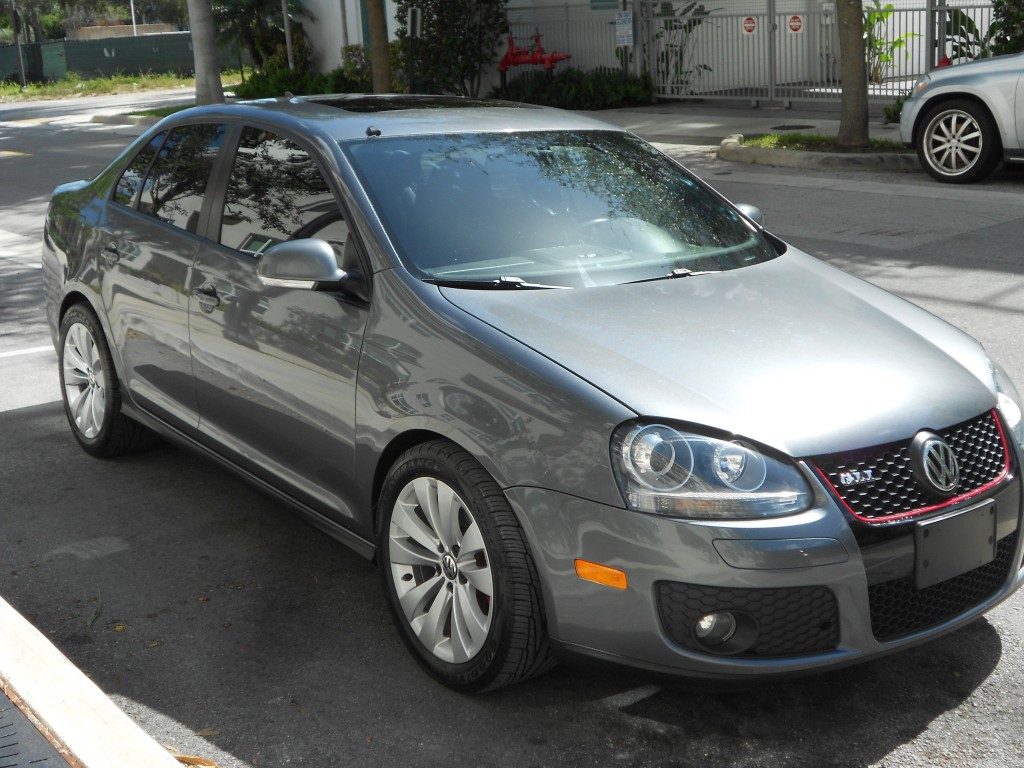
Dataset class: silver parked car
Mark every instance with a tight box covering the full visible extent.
[44,96,1024,691]
[900,52,1024,183]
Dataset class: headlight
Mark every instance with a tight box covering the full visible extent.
[992,361,1024,448]
[610,422,812,519]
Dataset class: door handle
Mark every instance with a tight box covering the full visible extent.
[192,284,221,312]
[100,242,120,263]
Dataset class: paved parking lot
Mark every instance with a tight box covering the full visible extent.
[2,94,1023,767]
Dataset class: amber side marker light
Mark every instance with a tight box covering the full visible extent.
[574,559,628,590]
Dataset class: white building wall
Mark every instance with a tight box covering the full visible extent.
[301,0,399,73]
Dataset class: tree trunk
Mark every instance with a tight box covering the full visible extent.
[836,0,869,147]
[186,0,225,105]
[365,0,391,93]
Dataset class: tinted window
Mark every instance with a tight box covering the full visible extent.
[113,131,166,207]
[220,127,345,256]
[342,131,777,288]
[138,123,227,232]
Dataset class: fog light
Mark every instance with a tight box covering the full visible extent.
[695,611,737,646]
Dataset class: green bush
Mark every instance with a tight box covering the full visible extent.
[490,67,654,110]
[992,0,1024,54]
[233,41,406,99]
[233,66,359,99]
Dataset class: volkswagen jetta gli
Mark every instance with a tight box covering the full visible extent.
[43,95,1024,691]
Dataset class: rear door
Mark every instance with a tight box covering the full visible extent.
[99,123,228,432]
[187,126,370,525]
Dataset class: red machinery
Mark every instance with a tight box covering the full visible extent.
[498,32,571,78]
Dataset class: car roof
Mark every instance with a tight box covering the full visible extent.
[163,94,625,143]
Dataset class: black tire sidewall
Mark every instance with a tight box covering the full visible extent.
[377,442,516,692]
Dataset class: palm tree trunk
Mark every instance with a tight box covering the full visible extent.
[365,0,391,93]
[186,0,226,105]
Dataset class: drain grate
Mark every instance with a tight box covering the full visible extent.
[0,690,69,767]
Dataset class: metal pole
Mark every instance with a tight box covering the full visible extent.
[339,0,350,48]
[130,0,138,35]
[282,0,295,70]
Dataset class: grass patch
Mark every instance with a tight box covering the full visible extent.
[746,132,907,153]
[0,71,243,103]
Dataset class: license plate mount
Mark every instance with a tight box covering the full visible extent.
[914,501,997,590]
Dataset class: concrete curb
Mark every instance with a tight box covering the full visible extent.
[90,112,161,126]
[0,596,181,767]
[717,133,921,172]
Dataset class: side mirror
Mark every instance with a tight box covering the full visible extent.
[257,239,368,301]
[735,203,765,227]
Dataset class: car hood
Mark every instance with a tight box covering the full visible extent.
[439,250,996,458]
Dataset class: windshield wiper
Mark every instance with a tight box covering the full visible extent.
[424,275,568,290]
[626,267,715,285]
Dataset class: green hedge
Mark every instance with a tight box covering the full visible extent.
[490,67,654,110]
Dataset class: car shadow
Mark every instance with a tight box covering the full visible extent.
[0,402,1007,768]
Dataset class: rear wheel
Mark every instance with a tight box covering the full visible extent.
[917,99,1001,183]
[58,304,156,457]
[378,440,554,691]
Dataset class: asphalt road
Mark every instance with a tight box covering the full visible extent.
[2,95,1023,768]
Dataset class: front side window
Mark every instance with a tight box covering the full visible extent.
[138,123,227,232]
[113,130,166,207]
[220,127,346,256]
[342,131,778,288]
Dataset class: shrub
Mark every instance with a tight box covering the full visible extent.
[991,0,1024,55]
[490,67,654,110]
[233,41,407,99]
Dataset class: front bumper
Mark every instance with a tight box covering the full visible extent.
[507,474,1024,680]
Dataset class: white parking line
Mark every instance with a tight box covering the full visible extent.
[0,346,53,359]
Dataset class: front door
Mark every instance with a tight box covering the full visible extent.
[187,127,369,525]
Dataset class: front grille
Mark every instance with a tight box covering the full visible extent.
[657,582,839,657]
[868,531,1018,641]
[811,410,1008,522]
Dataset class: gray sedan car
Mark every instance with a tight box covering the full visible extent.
[44,95,1024,691]
[900,52,1024,182]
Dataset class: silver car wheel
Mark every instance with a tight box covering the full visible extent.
[388,475,494,664]
[924,109,982,174]
[918,100,1000,183]
[62,320,108,439]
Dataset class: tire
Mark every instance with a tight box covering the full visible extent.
[377,440,554,692]
[917,99,1001,183]
[58,304,157,458]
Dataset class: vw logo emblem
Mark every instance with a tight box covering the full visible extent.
[910,431,960,496]
[441,553,459,581]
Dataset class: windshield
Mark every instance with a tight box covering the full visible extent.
[341,131,778,288]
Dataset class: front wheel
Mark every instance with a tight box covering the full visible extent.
[58,304,156,457]
[378,441,554,691]
[917,99,1001,183]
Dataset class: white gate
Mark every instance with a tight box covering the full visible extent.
[504,1,994,105]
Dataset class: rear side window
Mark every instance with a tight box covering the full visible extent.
[113,131,166,207]
[220,127,345,256]
[138,123,227,232]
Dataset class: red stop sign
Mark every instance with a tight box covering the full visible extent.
[743,16,756,33]
[789,15,803,32]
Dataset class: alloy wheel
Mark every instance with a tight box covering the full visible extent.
[923,109,984,177]
[387,475,494,664]
[62,321,108,439]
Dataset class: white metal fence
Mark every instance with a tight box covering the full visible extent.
[504,1,996,104]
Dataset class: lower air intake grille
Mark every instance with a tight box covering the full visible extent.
[657,582,839,657]
[869,531,1018,641]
